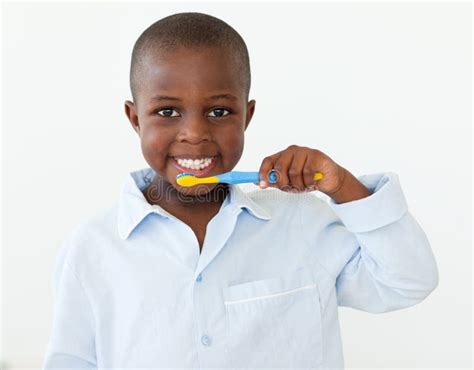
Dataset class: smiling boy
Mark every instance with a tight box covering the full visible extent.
[43,12,439,369]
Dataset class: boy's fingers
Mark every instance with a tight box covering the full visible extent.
[303,157,319,189]
[288,152,307,192]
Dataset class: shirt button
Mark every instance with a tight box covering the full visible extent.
[201,334,212,346]
[196,273,202,282]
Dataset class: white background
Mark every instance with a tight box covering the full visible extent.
[1,1,472,369]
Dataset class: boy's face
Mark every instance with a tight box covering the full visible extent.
[125,47,256,197]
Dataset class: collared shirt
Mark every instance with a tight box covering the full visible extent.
[43,166,439,369]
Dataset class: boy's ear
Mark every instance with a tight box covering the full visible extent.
[124,100,140,136]
[244,99,256,131]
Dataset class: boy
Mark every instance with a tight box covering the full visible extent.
[43,12,439,369]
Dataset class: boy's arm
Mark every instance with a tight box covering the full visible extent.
[305,171,439,313]
[43,229,97,369]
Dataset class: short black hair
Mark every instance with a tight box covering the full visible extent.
[129,12,251,103]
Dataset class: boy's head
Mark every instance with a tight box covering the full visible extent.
[125,12,256,197]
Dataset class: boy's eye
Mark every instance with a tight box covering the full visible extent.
[209,108,230,117]
[156,108,179,117]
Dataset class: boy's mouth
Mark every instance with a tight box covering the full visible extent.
[170,155,219,177]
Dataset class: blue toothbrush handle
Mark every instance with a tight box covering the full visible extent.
[217,170,278,184]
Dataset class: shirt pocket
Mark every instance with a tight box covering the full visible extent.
[223,266,323,368]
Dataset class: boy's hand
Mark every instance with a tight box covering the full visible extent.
[256,145,346,195]
[256,145,373,203]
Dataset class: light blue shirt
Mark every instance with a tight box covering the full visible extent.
[43,166,438,369]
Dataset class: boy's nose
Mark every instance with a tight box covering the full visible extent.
[177,118,212,144]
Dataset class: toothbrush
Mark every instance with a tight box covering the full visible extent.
[176,170,323,187]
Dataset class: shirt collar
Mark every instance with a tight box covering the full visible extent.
[117,166,271,240]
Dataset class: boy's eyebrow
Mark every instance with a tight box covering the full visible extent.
[150,93,238,102]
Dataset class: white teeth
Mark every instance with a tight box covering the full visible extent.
[176,157,214,170]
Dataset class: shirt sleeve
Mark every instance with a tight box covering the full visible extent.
[42,227,98,369]
[306,171,439,314]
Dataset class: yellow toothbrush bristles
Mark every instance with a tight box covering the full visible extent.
[176,173,220,187]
